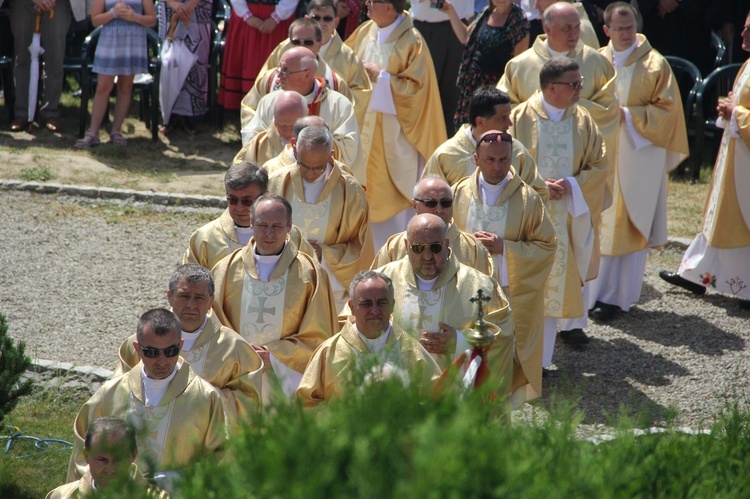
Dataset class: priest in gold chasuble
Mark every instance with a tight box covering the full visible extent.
[68,310,229,489]
[498,3,618,200]
[589,3,688,319]
[660,11,750,302]
[371,176,494,277]
[345,0,447,251]
[452,131,557,403]
[268,125,374,313]
[211,195,338,402]
[509,58,608,367]
[116,265,263,422]
[373,214,515,396]
[297,271,440,405]
[422,86,548,203]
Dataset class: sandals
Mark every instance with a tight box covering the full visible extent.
[74,131,100,149]
[109,130,127,146]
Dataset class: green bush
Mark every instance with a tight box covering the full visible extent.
[0,314,34,424]
[178,378,750,498]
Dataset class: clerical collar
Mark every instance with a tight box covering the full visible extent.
[611,40,639,68]
[479,171,511,206]
[255,242,286,281]
[141,362,180,407]
[540,95,566,122]
[377,14,404,43]
[319,34,334,58]
[466,126,478,146]
[303,79,322,105]
[415,274,438,291]
[235,224,253,245]
[355,323,391,353]
[302,164,332,203]
[255,242,286,261]
[181,315,208,352]
[545,40,570,59]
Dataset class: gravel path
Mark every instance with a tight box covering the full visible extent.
[1,189,748,429]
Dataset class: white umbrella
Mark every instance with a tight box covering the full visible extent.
[28,11,53,123]
[159,13,197,125]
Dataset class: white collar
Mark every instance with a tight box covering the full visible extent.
[415,274,438,291]
[545,39,570,59]
[612,40,639,67]
[355,323,392,353]
[479,171,511,192]
[541,95,567,122]
[319,34,334,58]
[377,14,404,43]
[466,126,478,147]
[303,79,321,104]
[255,243,285,264]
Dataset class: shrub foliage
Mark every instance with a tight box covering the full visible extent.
[0,314,34,424]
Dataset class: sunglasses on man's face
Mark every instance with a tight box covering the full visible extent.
[410,243,443,255]
[291,38,317,46]
[413,197,453,209]
[138,343,180,358]
[310,14,335,22]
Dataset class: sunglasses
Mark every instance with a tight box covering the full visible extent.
[552,78,585,90]
[227,196,255,207]
[138,343,180,358]
[410,243,443,254]
[310,14,335,22]
[291,38,317,46]
[414,197,452,209]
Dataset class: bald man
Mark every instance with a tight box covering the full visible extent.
[234,91,309,166]
[373,213,515,395]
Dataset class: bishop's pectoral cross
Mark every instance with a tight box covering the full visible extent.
[248,297,276,323]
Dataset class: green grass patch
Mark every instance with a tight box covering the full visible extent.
[19,166,53,182]
[0,391,86,498]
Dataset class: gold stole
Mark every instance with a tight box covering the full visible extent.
[360,38,394,164]
[182,344,208,376]
[291,197,332,242]
[536,115,580,317]
[239,270,289,346]
[465,197,507,285]
[128,394,174,470]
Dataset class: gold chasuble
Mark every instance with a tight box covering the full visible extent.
[510,93,608,318]
[68,363,228,482]
[423,124,549,202]
[260,33,373,127]
[598,36,689,255]
[498,36,618,197]
[452,168,557,400]
[233,125,285,166]
[48,466,168,499]
[115,313,263,421]
[296,318,441,406]
[268,164,374,290]
[376,255,515,394]
[242,84,362,181]
[370,222,494,277]
[263,145,297,176]
[345,16,447,221]
[211,239,337,377]
[183,210,317,271]
[241,61,354,125]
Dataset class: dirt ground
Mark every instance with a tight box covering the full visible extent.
[0,102,241,196]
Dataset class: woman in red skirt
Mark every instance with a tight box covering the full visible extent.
[219,0,299,110]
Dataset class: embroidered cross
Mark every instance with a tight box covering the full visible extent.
[248,297,276,323]
[409,305,434,331]
[549,135,568,156]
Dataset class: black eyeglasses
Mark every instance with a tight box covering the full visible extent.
[291,38,317,46]
[138,343,180,358]
[298,161,327,175]
[552,78,584,90]
[413,197,452,209]
[410,243,443,254]
[227,196,255,207]
[310,14,335,22]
